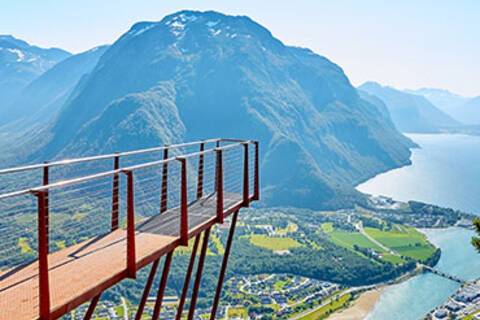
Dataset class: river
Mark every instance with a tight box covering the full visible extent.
[357,133,480,319]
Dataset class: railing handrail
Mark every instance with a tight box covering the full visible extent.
[0,138,224,175]
[0,140,255,200]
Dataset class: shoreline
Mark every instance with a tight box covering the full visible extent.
[329,288,384,320]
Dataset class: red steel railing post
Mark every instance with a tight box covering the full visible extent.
[160,148,169,213]
[111,154,120,231]
[215,148,224,224]
[35,190,50,320]
[196,143,205,199]
[125,170,136,278]
[242,143,249,207]
[253,141,260,201]
[42,162,50,250]
[178,157,189,246]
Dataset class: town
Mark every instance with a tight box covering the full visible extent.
[63,274,345,319]
[428,280,480,320]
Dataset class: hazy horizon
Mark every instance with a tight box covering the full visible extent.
[2,0,479,97]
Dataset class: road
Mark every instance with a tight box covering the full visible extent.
[355,222,399,256]
[121,297,129,320]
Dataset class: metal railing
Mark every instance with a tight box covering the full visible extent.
[0,138,259,320]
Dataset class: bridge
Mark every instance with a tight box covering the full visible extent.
[0,138,259,320]
[420,264,466,284]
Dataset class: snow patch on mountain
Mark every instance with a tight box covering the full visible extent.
[6,48,25,62]
[206,20,220,27]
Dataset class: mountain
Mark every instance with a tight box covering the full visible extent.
[406,88,469,115]
[0,35,71,108]
[23,11,414,209]
[455,96,480,125]
[0,45,108,128]
[359,82,461,133]
[406,87,480,124]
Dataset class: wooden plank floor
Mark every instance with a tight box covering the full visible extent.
[0,193,242,320]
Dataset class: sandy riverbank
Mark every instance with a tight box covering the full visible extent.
[328,288,383,320]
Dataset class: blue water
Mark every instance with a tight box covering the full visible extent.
[357,134,480,319]
[358,133,480,215]
[366,228,480,320]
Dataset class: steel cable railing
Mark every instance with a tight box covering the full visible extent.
[0,139,224,196]
[0,139,259,320]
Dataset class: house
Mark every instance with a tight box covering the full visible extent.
[445,302,461,312]
[434,309,448,319]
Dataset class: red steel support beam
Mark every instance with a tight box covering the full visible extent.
[188,228,211,320]
[175,234,201,320]
[178,157,189,246]
[253,141,260,201]
[134,258,160,320]
[209,210,239,320]
[125,170,136,278]
[160,147,169,213]
[196,143,205,199]
[242,143,249,207]
[83,293,101,320]
[42,162,50,250]
[215,149,224,224]
[111,154,120,231]
[36,191,50,320]
[152,251,174,320]
[214,140,220,191]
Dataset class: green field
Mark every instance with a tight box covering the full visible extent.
[298,293,352,320]
[321,223,437,264]
[321,223,334,233]
[381,253,405,264]
[365,225,436,261]
[18,237,33,254]
[227,307,248,319]
[274,279,290,291]
[322,223,388,254]
[276,222,299,235]
[328,230,387,253]
[395,246,436,261]
[249,235,302,251]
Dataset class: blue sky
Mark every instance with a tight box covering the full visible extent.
[2,0,478,96]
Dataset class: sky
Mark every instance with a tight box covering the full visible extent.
[2,0,479,96]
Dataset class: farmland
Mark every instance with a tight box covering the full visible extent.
[248,234,303,251]
[365,225,436,261]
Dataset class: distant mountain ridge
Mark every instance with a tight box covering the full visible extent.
[8,11,414,209]
[0,45,108,128]
[0,35,70,108]
[359,82,461,133]
[408,88,480,125]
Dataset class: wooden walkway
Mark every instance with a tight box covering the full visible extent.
[0,193,243,320]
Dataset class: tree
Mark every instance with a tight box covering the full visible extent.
[471,218,480,252]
